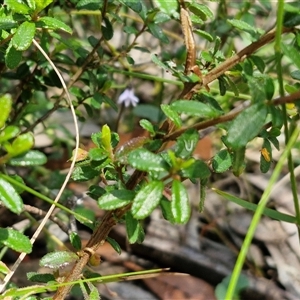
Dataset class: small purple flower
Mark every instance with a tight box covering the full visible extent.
[117,88,139,107]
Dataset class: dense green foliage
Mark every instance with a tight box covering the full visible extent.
[0,0,300,298]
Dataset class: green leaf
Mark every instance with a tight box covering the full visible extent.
[180,159,211,179]
[160,197,175,223]
[40,251,78,269]
[175,128,199,159]
[148,22,169,43]
[269,106,283,129]
[291,70,300,81]
[218,76,227,96]
[194,29,213,42]
[5,43,22,69]
[76,0,101,10]
[212,149,232,173]
[88,148,107,161]
[101,124,112,153]
[171,100,222,118]
[171,180,191,224]
[0,177,23,214]
[100,93,118,111]
[139,119,155,135]
[0,94,12,129]
[151,53,170,71]
[26,0,36,10]
[125,212,145,244]
[250,55,265,73]
[115,136,149,164]
[128,148,168,172]
[73,206,94,230]
[231,147,246,177]
[121,1,142,13]
[284,2,300,27]
[8,150,47,166]
[5,0,31,14]
[227,103,267,149]
[72,165,99,181]
[5,133,34,157]
[69,232,82,251]
[227,19,257,36]
[188,3,213,21]
[0,261,10,275]
[37,16,72,34]
[27,272,55,283]
[215,274,249,300]
[282,42,300,70]
[0,228,31,253]
[161,104,182,128]
[106,237,122,255]
[0,125,19,143]
[0,17,17,30]
[12,21,35,51]
[98,190,134,210]
[268,135,280,151]
[213,188,296,223]
[264,77,274,100]
[132,181,164,219]
[102,17,113,40]
[153,0,178,16]
[34,0,54,13]
[88,185,106,200]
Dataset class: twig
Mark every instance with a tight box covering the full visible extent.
[23,204,70,234]
[179,26,295,99]
[52,24,296,300]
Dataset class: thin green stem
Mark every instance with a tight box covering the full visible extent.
[225,125,300,299]
[274,0,300,230]
[108,67,184,86]
[227,1,300,297]
[0,174,92,224]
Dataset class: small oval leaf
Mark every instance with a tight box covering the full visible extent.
[128,148,168,172]
[102,17,113,40]
[12,21,36,51]
[0,94,12,128]
[38,16,72,34]
[212,149,232,173]
[106,237,122,255]
[8,150,47,166]
[0,177,23,214]
[6,0,31,14]
[227,103,267,150]
[98,190,134,210]
[0,228,31,253]
[171,180,191,224]
[5,43,22,69]
[0,125,19,143]
[125,212,145,244]
[40,251,78,269]
[69,232,82,251]
[171,100,221,118]
[0,261,10,275]
[161,104,182,128]
[6,133,34,157]
[227,19,257,36]
[132,181,164,219]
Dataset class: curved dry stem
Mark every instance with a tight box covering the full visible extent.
[0,39,80,293]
